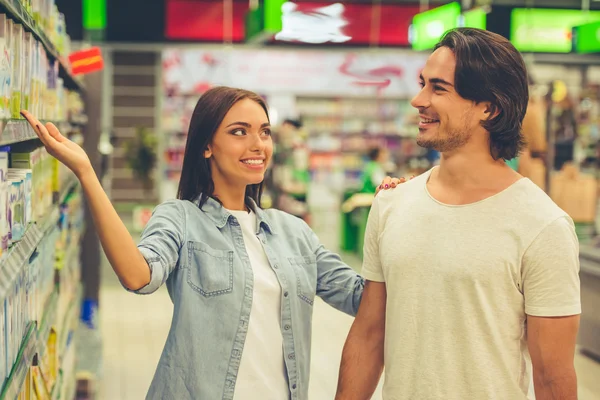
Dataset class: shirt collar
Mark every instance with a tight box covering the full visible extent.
[198,195,276,235]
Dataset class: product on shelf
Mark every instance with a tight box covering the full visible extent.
[7,169,26,243]
[0,147,8,258]
[0,14,11,120]
[0,285,4,390]
[10,21,22,119]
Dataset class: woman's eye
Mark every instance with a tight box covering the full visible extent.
[231,129,245,136]
[262,129,272,136]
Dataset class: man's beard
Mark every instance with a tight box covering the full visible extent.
[416,113,473,152]
[417,127,471,152]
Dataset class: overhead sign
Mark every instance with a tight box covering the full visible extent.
[69,47,104,75]
[410,2,461,51]
[249,1,420,46]
[573,21,600,54]
[166,0,250,42]
[162,48,428,98]
[511,8,600,53]
[462,8,487,30]
[409,3,487,51]
[275,2,351,44]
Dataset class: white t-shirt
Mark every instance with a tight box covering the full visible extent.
[362,168,581,400]
[229,209,289,400]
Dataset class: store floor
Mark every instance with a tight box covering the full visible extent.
[97,209,600,400]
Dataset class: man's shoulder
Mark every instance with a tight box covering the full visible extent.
[375,171,427,206]
[510,179,569,223]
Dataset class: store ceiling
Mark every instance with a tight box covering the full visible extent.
[56,0,600,43]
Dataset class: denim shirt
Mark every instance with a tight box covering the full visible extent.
[131,196,364,400]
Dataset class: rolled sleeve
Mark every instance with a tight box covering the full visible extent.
[126,200,185,295]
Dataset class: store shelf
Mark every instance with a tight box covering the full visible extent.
[58,287,81,361]
[0,119,39,146]
[36,289,59,357]
[0,323,37,400]
[0,0,84,93]
[50,286,81,400]
[0,119,85,146]
[0,178,78,292]
[579,245,600,278]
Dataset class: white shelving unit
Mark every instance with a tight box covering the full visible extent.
[0,1,86,399]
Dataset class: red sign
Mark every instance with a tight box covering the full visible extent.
[275,2,420,46]
[165,0,418,46]
[69,47,104,75]
[165,0,249,42]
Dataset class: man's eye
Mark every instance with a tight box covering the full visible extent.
[433,85,445,92]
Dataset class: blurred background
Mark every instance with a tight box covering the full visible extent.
[1,0,600,399]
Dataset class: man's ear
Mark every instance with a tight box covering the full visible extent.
[483,102,500,121]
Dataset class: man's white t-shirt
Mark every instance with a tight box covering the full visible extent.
[362,168,581,400]
[229,209,289,399]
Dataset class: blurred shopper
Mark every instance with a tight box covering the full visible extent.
[336,28,580,400]
[360,147,388,194]
[516,73,548,189]
[21,87,399,400]
[270,118,311,222]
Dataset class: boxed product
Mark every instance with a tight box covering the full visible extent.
[0,291,5,389]
[10,22,22,119]
[7,171,25,243]
[0,14,10,119]
[5,288,13,376]
[21,32,32,113]
[0,147,8,258]
[11,149,41,221]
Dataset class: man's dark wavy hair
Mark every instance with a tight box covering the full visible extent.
[435,28,529,160]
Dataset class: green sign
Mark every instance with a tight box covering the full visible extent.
[83,0,106,30]
[463,8,486,30]
[265,0,286,32]
[411,2,461,51]
[245,0,286,43]
[574,21,600,54]
[511,8,600,53]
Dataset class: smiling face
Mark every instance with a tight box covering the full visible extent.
[411,47,489,153]
[204,98,273,189]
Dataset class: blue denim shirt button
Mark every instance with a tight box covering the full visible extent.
[284,291,289,297]
[292,384,297,390]
[288,353,295,360]
[284,324,291,330]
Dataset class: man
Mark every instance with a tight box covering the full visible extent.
[336,28,581,400]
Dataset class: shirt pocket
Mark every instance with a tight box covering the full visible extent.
[187,241,234,297]
[289,255,317,306]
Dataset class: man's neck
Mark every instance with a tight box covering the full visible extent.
[435,149,511,189]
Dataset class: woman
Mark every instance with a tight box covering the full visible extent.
[21,87,399,400]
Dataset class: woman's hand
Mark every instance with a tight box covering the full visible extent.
[375,175,415,195]
[21,110,93,178]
